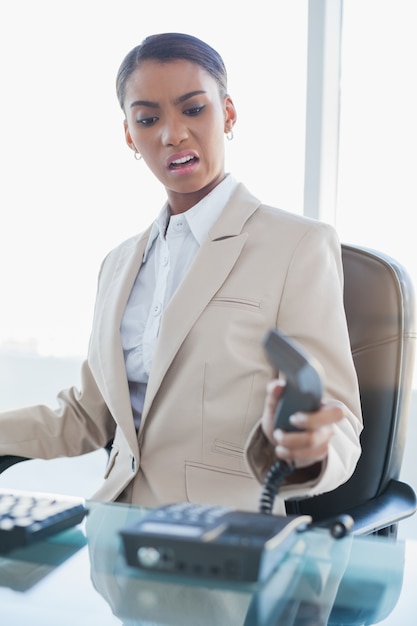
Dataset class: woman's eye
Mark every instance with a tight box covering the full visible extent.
[184,105,205,116]
[137,116,158,126]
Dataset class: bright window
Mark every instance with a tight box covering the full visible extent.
[0,1,308,358]
[336,1,417,286]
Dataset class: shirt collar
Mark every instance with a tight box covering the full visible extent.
[143,174,238,261]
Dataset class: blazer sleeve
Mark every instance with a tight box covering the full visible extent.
[0,359,115,460]
[245,220,363,498]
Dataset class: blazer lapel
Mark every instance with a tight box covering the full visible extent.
[92,228,151,444]
[141,184,261,421]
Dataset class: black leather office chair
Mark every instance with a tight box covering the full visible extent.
[286,244,417,537]
[1,244,416,538]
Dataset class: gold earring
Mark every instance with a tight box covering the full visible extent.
[134,151,142,160]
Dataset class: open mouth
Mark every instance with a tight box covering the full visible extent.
[169,155,199,170]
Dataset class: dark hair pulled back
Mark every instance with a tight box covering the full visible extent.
[116,32,228,110]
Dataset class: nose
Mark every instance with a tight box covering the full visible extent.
[161,115,189,146]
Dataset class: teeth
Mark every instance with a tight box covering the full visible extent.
[172,155,194,165]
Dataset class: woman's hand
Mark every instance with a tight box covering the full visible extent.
[261,379,344,470]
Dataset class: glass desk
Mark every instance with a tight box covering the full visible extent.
[0,500,416,625]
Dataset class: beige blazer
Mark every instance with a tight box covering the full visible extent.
[0,184,362,514]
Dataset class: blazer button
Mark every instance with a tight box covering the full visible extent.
[131,456,136,472]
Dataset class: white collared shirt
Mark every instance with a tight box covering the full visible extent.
[121,174,238,427]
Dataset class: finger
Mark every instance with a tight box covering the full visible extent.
[273,425,334,466]
[265,379,286,405]
[274,424,334,449]
[288,402,344,430]
[261,379,286,439]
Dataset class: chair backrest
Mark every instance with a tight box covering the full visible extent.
[286,244,417,520]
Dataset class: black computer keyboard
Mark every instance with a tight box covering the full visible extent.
[0,488,88,553]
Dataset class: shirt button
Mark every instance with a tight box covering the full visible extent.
[162,254,169,266]
[174,219,185,231]
[131,456,136,472]
[153,303,162,316]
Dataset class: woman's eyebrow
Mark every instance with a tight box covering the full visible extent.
[130,99,158,109]
[175,90,207,104]
[130,90,207,109]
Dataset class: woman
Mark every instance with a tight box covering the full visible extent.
[0,33,362,514]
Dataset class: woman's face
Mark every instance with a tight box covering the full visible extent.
[123,59,236,213]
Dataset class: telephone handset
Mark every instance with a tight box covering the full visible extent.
[263,328,323,431]
[259,329,324,513]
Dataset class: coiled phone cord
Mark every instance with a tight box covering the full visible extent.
[258,459,295,515]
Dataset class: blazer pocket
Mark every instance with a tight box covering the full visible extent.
[212,439,245,459]
[211,296,260,311]
[103,443,119,479]
[185,462,259,509]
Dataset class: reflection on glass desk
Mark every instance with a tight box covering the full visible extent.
[0,500,415,625]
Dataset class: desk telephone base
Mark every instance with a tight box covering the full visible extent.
[120,502,311,583]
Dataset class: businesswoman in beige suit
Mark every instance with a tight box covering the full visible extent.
[0,33,362,514]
